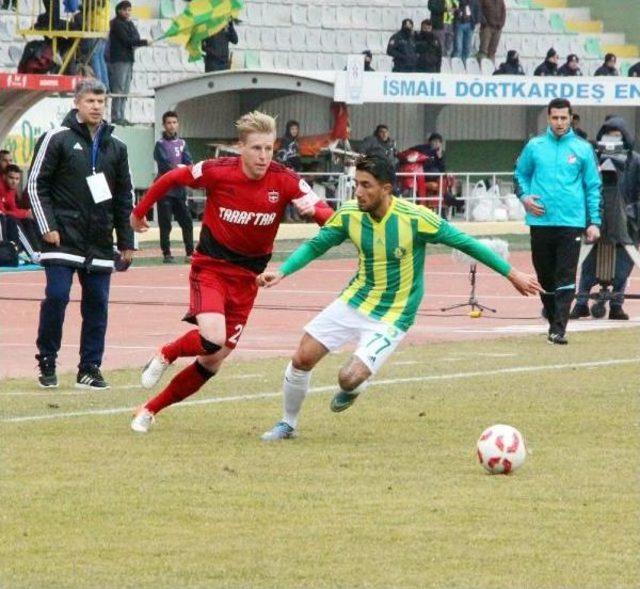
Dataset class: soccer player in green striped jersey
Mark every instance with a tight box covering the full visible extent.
[258,156,542,440]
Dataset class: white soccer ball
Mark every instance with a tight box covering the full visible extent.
[476,424,527,475]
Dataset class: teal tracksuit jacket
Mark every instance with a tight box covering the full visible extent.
[515,127,602,228]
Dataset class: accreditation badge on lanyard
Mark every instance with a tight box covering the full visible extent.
[86,124,113,204]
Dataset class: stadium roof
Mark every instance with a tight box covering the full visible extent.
[0,74,80,145]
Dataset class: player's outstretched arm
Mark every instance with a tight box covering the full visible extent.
[507,268,543,296]
[131,167,195,223]
[256,271,284,288]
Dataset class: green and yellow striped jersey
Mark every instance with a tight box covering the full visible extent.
[280,197,511,331]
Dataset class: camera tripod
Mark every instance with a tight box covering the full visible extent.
[441,262,496,316]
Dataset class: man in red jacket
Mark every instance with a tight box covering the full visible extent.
[129,110,334,433]
[0,164,40,262]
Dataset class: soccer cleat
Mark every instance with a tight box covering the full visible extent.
[141,354,170,389]
[37,355,58,389]
[131,406,155,433]
[547,333,568,345]
[330,390,360,412]
[608,307,629,320]
[163,254,175,264]
[261,421,296,441]
[569,304,590,320]
[76,365,110,389]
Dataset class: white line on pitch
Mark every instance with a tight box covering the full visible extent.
[3,358,638,424]
[2,373,266,396]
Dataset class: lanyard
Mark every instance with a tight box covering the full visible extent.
[91,124,105,174]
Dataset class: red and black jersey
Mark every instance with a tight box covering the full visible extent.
[133,156,333,274]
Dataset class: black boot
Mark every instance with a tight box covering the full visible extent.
[608,306,629,320]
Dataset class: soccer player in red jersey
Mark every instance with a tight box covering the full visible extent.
[129,111,334,433]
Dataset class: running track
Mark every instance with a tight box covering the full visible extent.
[1,251,638,379]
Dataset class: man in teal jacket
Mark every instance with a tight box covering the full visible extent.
[515,98,602,344]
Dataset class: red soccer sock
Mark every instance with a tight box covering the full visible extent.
[145,361,216,414]
[161,329,206,363]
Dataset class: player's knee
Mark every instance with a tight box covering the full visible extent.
[338,366,368,392]
[198,333,224,354]
[291,351,316,372]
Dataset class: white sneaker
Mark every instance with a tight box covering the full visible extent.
[141,354,170,389]
[131,407,155,433]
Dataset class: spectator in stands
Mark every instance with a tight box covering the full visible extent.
[201,18,238,72]
[276,120,303,172]
[452,0,481,63]
[386,18,418,72]
[0,149,12,174]
[428,0,456,57]
[594,53,619,76]
[362,50,375,72]
[153,111,194,264]
[83,0,111,89]
[107,0,149,125]
[493,50,525,75]
[360,125,398,169]
[534,48,560,76]
[558,54,583,76]
[571,113,588,140]
[478,0,506,61]
[0,164,41,263]
[415,19,443,73]
[629,61,640,77]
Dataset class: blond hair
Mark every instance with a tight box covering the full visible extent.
[235,111,276,142]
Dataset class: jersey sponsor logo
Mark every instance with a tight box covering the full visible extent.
[219,207,277,226]
[267,190,280,203]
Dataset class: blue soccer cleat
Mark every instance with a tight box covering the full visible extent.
[261,421,297,441]
[330,390,360,412]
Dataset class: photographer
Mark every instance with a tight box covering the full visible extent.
[570,116,640,320]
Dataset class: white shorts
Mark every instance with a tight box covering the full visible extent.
[304,299,407,374]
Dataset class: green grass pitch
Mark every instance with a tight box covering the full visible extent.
[1,328,639,588]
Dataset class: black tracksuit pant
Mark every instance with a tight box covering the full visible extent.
[530,226,583,336]
[157,196,194,258]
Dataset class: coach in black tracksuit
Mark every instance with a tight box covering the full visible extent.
[28,79,135,389]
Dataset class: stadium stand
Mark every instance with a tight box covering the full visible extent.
[0,0,638,126]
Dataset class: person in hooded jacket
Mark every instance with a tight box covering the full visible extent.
[594,53,619,76]
[386,18,418,72]
[276,120,303,172]
[415,19,443,73]
[27,79,135,390]
[534,48,560,76]
[570,115,640,321]
[493,50,525,75]
[558,54,583,76]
